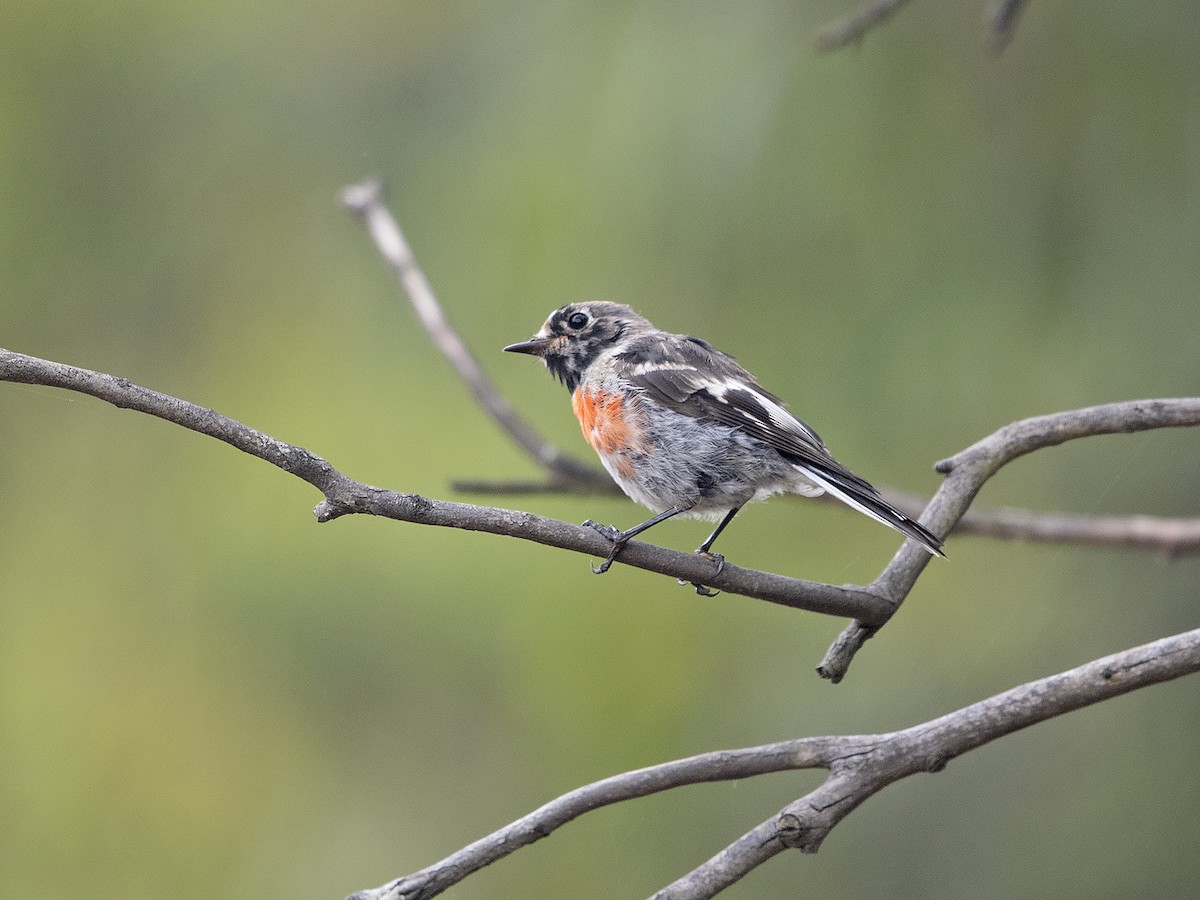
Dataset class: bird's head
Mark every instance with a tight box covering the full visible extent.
[504,301,652,391]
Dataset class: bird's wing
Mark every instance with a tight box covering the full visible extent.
[615,333,945,556]
[615,334,878,495]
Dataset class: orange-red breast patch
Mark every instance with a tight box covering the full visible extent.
[572,388,637,476]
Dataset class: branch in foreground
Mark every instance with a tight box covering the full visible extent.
[816,397,1200,683]
[341,179,611,490]
[349,627,1200,900]
[0,348,889,623]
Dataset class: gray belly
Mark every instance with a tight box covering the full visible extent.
[606,405,808,518]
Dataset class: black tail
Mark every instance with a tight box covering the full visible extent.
[798,464,945,557]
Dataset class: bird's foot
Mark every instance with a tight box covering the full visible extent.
[678,550,725,596]
[696,550,725,577]
[583,519,626,574]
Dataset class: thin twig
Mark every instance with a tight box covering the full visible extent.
[882,487,1200,555]
[816,0,1032,52]
[988,0,1030,53]
[815,0,916,50]
[0,348,890,622]
[348,627,1200,900]
[341,179,610,489]
[950,505,1200,555]
[817,399,1200,682]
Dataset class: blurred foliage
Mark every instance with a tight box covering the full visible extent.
[1,1,1199,898]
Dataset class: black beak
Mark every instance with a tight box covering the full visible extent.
[503,337,552,356]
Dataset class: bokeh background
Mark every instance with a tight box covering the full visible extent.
[2,2,1199,898]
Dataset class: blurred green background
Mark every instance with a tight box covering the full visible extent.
[2,1,1198,898]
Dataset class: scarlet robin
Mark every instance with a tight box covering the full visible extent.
[505,302,943,583]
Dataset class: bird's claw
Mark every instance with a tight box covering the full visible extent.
[591,555,620,575]
[677,550,725,596]
[582,519,622,541]
[583,520,626,574]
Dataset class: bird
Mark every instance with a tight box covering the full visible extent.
[504,301,943,585]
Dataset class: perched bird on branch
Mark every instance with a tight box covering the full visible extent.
[506,302,944,580]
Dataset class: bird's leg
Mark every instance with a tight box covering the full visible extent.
[694,505,741,570]
[583,505,690,574]
[683,505,742,596]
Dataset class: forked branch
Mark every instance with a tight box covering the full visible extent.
[818,398,1200,682]
[349,627,1200,900]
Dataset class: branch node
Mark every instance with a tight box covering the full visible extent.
[314,499,348,523]
[341,177,385,215]
[817,621,880,683]
[924,753,950,773]
[775,813,825,853]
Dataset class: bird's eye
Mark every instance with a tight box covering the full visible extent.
[566,312,589,330]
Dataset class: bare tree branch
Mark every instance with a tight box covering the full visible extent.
[817,398,1200,682]
[348,627,1200,900]
[0,347,889,622]
[341,179,611,490]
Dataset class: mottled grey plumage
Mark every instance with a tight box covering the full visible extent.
[505,301,944,573]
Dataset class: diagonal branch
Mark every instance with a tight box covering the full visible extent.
[817,398,1200,682]
[341,179,612,490]
[348,627,1200,900]
[348,738,845,900]
[815,0,916,51]
[0,347,889,622]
